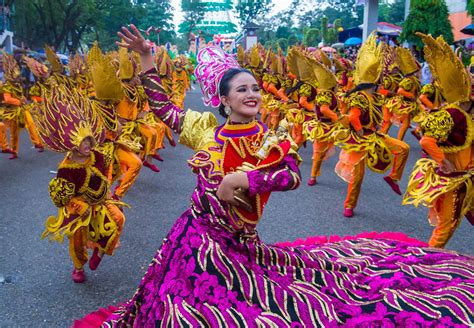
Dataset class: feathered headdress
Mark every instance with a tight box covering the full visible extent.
[155,46,173,78]
[237,45,246,65]
[118,47,135,80]
[333,54,351,72]
[194,46,241,108]
[396,47,420,76]
[316,49,332,69]
[68,54,87,79]
[249,45,260,69]
[306,55,337,91]
[417,33,471,104]
[383,45,399,76]
[286,48,315,83]
[24,56,49,80]
[32,83,105,152]
[87,44,123,101]
[2,51,20,81]
[354,33,383,85]
[45,46,64,74]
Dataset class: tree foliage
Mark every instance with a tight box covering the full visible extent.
[288,34,299,46]
[400,0,453,48]
[178,0,210,39]
[378,0,406,25]
[11,0,175,52]
[235,0,273,28]
[298,0,363,30]
[467,0,474,18]
[137,0,176,45]
[277,38,288,50]
[303,28,321,46]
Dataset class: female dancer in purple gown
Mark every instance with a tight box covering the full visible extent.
[96,25,473,327]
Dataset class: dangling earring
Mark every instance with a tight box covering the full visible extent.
[224,105,232,116]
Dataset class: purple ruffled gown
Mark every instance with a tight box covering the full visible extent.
[101,69,474,327]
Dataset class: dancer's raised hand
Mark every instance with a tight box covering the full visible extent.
[116,24,150,55]
[116,24,154,72]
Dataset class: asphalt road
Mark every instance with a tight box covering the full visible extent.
[1,87,472,327]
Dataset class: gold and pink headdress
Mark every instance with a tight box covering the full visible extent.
[2,51,20,81]
[23,56,50,80]
[194,46,241,108]
[32,83,105,152]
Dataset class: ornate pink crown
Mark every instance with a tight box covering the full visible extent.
[195,46,240,108]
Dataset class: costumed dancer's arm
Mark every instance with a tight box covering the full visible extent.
[320,104,338,122]
[419,94,434,110]
[397,78,415,100]
[276,88,289,102]
[141,70,184,132]
[4,93,21,106]
[299,96,314,111]
[247,155,301,197]
[348,107,363,132]
[49,176,89,215]
[397,88,415,100]
[419,136,456,173]
[419,136,445,164]
[117,24,184,133]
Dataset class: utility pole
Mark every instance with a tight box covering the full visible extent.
[362,0,378,41]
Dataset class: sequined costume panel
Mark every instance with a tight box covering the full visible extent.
[101,69,474,327]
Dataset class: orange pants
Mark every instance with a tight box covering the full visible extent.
[428,187,466,248]
[153,120,167,150]
[310,140,333,178]
[68,203,125,269]
[344,136,409,209]
[344,156,366,209]
[24,109,43,147]
[381,106,410,141]
[0,122,8,150]
[138,123,157,156]
[115,147,142,198]
[4,110,42,153]
[291,123,304,146]
[165,125,175,145]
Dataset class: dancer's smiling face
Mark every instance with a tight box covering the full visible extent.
[220,71,262,122]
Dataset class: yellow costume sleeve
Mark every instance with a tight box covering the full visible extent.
[48,177,77,208]
[179,110,219,151]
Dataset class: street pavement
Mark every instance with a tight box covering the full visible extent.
[0,87,472,326]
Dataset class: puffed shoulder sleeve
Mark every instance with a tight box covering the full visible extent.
[179,110,219,151]
[49,177,76,208]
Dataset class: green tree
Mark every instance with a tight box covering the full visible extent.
[178,0,207,39]
[321,16,329,45]
[400,0,453,48]
[277,38,288,50]
[298,0,363,30]
[303,28,321,46]
[276,25,291,39]
[288,34,299,46]
[136,0,176,45]
[378,0,406,25]
[12,0,142,52]
[235,0,273,28]
[467,0,474,19]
